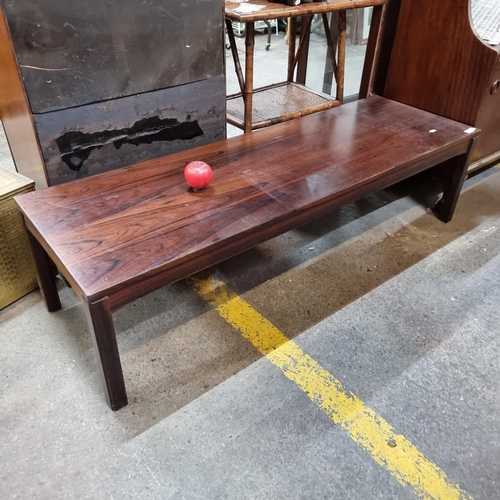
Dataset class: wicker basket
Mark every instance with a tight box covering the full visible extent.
[0,168,37,309]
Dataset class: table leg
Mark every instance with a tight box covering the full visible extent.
[322,12,339,95]
[359,4,384,98]
[23,223,61,312]
[295,15,312,85]
[264,20,272,51]
[244,21,255,133]
[432,138,477,223]
[85,297,128,411]
[287,17,297,82]
[336,11,347,103]
[322,13,338,78]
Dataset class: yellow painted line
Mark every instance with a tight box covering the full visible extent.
[191,275,472,500]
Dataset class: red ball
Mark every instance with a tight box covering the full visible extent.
[184,161,213,192]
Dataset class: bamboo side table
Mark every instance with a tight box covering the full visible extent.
[224,0,385,133]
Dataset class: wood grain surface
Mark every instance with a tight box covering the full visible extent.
[15,97,477,310]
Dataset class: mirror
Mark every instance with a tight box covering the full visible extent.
[471,0,500,45]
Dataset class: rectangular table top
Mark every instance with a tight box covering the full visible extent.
[15,97,477,307]
[225,0,385,22]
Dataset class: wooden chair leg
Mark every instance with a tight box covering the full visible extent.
[225,19,245,95]
[243,21,255,134]
[23,224,61,312]
[432,139,476,223]
[335,11,347,103]
[85,297,128,411]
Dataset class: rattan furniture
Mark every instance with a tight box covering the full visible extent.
[224,0,385,132]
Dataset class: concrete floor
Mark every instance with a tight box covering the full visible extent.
[1,28,500,500]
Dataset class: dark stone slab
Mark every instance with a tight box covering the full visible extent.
[3,0,224,113]
[34,77,226,185]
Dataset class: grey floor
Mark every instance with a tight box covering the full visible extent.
[1,28,500,500]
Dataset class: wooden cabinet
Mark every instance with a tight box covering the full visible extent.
[380,0,500,171]
[0,7,45,188]
[0,1,226,187]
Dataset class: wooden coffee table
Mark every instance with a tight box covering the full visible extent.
[15,97,478,410]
